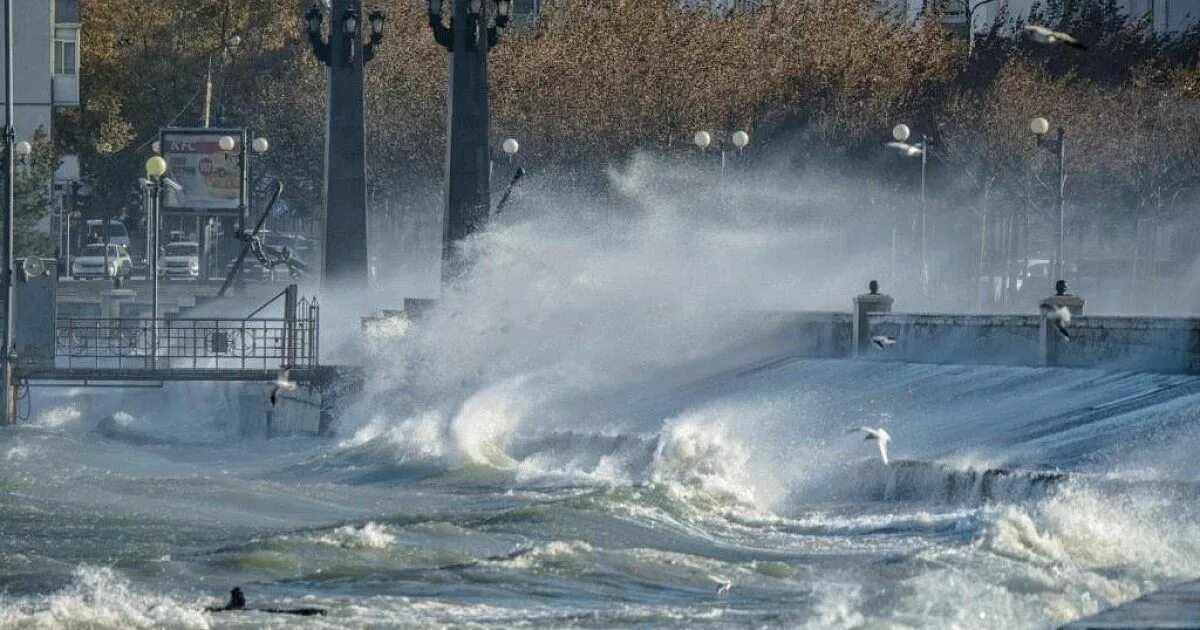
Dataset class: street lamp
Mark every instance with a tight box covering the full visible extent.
[204,34,243,128]
[501,137,518,164]
[1030,116,1067,282]
[695,130,749,179]
[218,135,237,152]
[731,131,750,152]
[370,10,386,35]
[252,137,270,154]
[145,156,167,362]
[888,123,930,290]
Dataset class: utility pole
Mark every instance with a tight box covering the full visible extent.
[425,0,512,258]
[304,2,386,297]
[1,0,15,424]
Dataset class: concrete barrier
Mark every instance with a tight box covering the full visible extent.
[865,312,1042,367]
[766,281,1200,374]
[239,385,322,438]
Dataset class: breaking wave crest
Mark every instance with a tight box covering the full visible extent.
[0,566,207,629]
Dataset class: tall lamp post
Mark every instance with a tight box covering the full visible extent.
[2,0,16,424]
[890,123,930,290]
[204,34,242,128]
[145,157,167,346]
[304,1,386,297]
[1030,117,1066,282]
[220,133,268,281]
[426,0,511,255]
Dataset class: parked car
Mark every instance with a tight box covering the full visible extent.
[85,219,131,249]
[158,241,201,279]
[72,243,132,279]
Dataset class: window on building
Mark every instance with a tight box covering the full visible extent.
[54,29,77,76]
[55,0,79,23]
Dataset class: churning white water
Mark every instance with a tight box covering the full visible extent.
[4,157,1200,628]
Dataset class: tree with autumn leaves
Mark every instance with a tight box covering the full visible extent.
[62,0,1200,302]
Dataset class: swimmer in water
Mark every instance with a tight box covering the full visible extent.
[206,587,325,616]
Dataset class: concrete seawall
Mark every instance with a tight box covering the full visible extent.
[772,287,1200,374]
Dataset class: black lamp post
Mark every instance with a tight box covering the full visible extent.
[427,0,511,259]
[1030,117,1067,283]
[303,1,385,299]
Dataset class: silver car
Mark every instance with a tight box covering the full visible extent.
[72,243,132,279]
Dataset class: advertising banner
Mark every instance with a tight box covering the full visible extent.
[159,128,246,215]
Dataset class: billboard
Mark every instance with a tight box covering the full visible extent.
[158,128,247,215]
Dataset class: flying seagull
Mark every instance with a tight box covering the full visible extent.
[1040,303,1072,340]
[269,368,297,407]
[1024,24,1087,50]
[885,141,924,158]
[708,575,733,595]
[872,335,897,350]
[848,427,891,465]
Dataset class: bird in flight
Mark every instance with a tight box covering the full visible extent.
[1024,24,1087,49]
[709,575,733,595]
[270,368,297,407]
[872,335,897,350]
[1040,303,1072,340]
[848,427,892,465]
[885,141,924,158]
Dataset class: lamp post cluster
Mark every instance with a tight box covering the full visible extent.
[884,117,1070,295]
[426,0,512,251]
[303,0,386,297]
[693,130,750,178]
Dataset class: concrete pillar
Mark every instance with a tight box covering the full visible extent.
[853,280,894,358]
[442,0,493,251]
[1039,280,1084,367]
[284,283,298,367]
[100,288,136,320]
[322,0,369,297]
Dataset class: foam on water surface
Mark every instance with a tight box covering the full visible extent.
[5,159,1200,627]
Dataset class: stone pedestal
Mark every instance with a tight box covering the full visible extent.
[100,289,136,320]
[853,283,894,358]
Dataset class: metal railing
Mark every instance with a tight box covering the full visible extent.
[53,297,319,371]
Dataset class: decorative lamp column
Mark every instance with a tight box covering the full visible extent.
[303,1,386,297]
[427,0,510,258]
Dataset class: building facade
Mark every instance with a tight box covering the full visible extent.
[0,0,80,244]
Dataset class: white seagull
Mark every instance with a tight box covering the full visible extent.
[269,368,297,407]
[1040,303,1072,341]
[848,427,892,465]
[872,335,897,350]
[1024,24,1087,50]
[885,141,924,158]
[708,575,733,595]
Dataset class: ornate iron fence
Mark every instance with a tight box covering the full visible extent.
[54,297,319,371]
